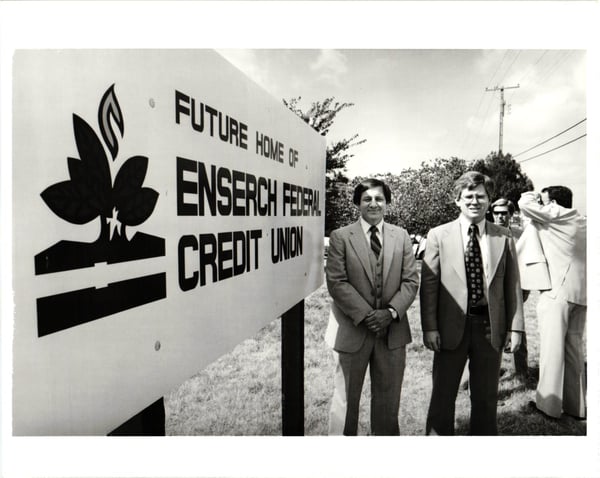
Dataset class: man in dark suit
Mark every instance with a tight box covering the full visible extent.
[491,197,529,383]
[324,178,418,435]
[420,172,524,435]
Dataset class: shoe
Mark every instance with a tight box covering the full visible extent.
[563,412,586,421]
[527,401,558,420]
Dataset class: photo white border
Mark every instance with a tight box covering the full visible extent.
[1,2,599,477]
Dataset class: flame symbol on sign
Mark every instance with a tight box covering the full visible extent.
[98,84,124,160]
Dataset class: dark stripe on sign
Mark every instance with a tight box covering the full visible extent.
[36,272,167,337]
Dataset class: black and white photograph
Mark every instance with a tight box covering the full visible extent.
[1,2,598,478]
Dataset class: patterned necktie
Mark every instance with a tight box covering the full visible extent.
[369,225,382,257]
[465,224,484,305]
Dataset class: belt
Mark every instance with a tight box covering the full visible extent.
[468,304,489,316]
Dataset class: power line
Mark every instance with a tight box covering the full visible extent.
[507,50,548,103]
[489,50,511,86]
[461,51,510,156]
[469,96,496,158]
[518,133,586,163]
[498,50,522,86]
[523,50,548,79]
[469,82,506,157]
[459,86,489,154]
[538,50,575,84]
[514,118,587,157]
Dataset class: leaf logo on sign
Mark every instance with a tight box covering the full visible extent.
[40,85,158,243]
[34,85,166,337]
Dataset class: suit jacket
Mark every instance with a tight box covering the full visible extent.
[516,222,551,291]
[518,192,586,305]
[420,219,524,352]
[324,220,419,353]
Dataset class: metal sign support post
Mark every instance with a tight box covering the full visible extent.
[281,299,305,436]
[108,397,165,436]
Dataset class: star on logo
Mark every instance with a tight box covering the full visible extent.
[107,207,122,240]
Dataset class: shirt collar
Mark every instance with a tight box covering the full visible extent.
[360,217,383,235]
[459,215,486,236]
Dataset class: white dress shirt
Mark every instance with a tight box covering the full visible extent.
[360,217,383,247]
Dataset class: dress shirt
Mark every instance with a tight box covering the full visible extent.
[360,217,383,247]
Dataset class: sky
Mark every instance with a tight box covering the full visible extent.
[218,49,587,213]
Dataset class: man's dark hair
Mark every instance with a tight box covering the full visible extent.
[353,178,392,205]
[490,198,515,215]
[453,171,494,201]
[543,186,573,208]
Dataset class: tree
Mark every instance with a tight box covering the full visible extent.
[332,157,469,235]
[283,97,366,234]
[383,157,469,234]
[282,96,534,237]
[471,152,534,211]
[328,152,535,236]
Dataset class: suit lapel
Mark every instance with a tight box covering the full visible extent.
[486,222,505,281]
[382,223,395,284]
[349,221,375,286]
[448,219,467,285]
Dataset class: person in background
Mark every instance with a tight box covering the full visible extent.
[540,187,552,206]
[490,198,518,236]
[414,233,427,260]
[324,178,418,435]
[490,198,529,384]
[519,186,586,420]
[420,171,523,435]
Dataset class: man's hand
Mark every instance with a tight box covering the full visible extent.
[424,330,441,352]
[504,331,523,353]
[364,309,393,336]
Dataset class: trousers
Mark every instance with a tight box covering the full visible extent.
[426,313,503,435]
[513,332,529,378]
[328,331,406,435]
[536,290,586,418]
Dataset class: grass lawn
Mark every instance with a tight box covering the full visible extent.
[165,264,586,436]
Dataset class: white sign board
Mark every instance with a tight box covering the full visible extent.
[12,50,326,435]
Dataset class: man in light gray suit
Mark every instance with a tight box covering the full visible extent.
[519,186,586,419]
[324,178,418,435]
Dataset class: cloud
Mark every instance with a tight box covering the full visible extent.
[216,49,270,91]
[309,50,348,87]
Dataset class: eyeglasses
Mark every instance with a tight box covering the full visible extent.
[492,211,509,216]
[460,194,487,203]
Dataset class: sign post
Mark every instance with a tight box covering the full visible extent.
[12,50,325,435]
[281,300,305,436]
[108,397,165,436]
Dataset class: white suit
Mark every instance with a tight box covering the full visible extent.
[518,192,586,418]
[516,223,551,291]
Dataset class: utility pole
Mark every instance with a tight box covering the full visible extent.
[486,84,519,155]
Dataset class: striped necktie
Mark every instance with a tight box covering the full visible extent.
[369,225,382,257]
[465,224,484,304]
